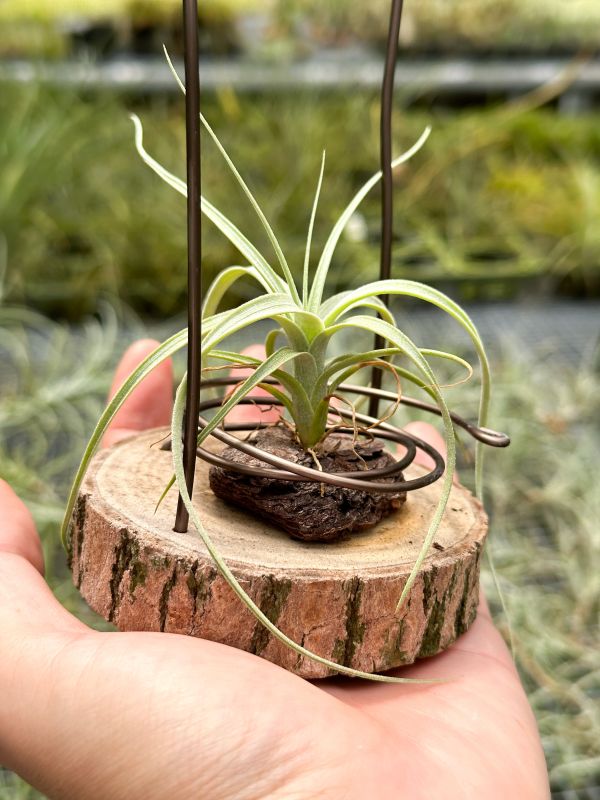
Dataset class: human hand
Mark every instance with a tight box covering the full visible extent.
[0,339,549,799]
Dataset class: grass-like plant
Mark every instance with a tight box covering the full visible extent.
[60,75,500,680]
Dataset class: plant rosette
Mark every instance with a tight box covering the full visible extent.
[61,67,505,681]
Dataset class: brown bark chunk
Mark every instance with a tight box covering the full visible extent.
[208,426,406,542]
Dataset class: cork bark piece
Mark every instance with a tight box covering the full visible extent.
[68,427,487,679]
[208,427,407,542]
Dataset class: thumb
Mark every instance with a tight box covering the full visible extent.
[226,344,281,424]
[103,339,173,449]
[0,480,44,575]
[0,480,86,634]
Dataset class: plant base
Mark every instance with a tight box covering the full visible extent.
[68,427,487,679]
[208,426,406,542]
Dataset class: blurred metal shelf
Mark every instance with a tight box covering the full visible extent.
[2,54,600,102]
[398,300,600,364]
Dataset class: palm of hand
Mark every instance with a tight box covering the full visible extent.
[0,341,549,799]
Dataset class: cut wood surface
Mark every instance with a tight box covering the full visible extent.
[69,427,487,679]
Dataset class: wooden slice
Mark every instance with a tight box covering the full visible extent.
[68,427,487,679]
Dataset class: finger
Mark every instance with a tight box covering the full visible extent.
[0,481,86,634]
[477,587,492,620]
[227,344,281,424]
[103,339,174,449]
[0,480,44,574]
[403,420,459,484]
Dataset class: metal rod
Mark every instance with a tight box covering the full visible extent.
[369,0,404,420]
[162,375,510,489]
[174,0,201,532]
[194,376,511,447]
[163,393,446,493]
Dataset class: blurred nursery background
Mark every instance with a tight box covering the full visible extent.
[0,1,599,797]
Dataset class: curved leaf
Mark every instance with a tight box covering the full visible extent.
[307,126,431,312]
[420,349,474,388]
[326,315,456,610]
[303,151,326,305]
[322,278,490,496]
[130,114,286,296]
[200,113,299,301]
[197,347,300,444]
[265,327,283,357]
[322,350,437,402]
[202,266,274,318]
[207,348,313,422]
[202,294,299,353]
[321,347,401,381]
[320,293,395,327]
[332,363,437,402]
[60,330,187,548]
[162,45,299,302]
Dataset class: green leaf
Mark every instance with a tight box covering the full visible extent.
[196,347,301,445]
[202,294,299,353]
[163,45,187,93]
[163,46,300,301]
[323,279,477,332]
[208,348,312,410]
[303,151,326,306]
[322,349,437,402]
[208,349,263,367]
[201,113,300,303]
[319,292,395,327]
[265,327,283,357]
[322,347,402,379]
[307,126,431,313]
[326,315,456,610]
[338,296,396,326]
[202,266,274,318]
[275,311,326,351]
[130,114,287,296]
[332,363,437,402]
[60,330,187,548]
[322,278,490,496]
[255,382,294,414]
[419,349,474,388]
[320,347,460,392]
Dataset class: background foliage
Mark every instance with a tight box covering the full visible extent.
[1,0,600,58]
[2,83,600,318]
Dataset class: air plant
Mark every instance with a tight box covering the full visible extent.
[60,66,500,679]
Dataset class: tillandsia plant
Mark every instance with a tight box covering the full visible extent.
[60,61,498,682]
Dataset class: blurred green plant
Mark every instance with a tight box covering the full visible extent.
[0,768,45,800]
[0,302,135,618]
[2,0,599,58]
[0,0,267,60]
[0,83,189,317]
[463,344,600,795]
[278,0,600,52]
[0,0,265,24]
[2,84,600,318]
